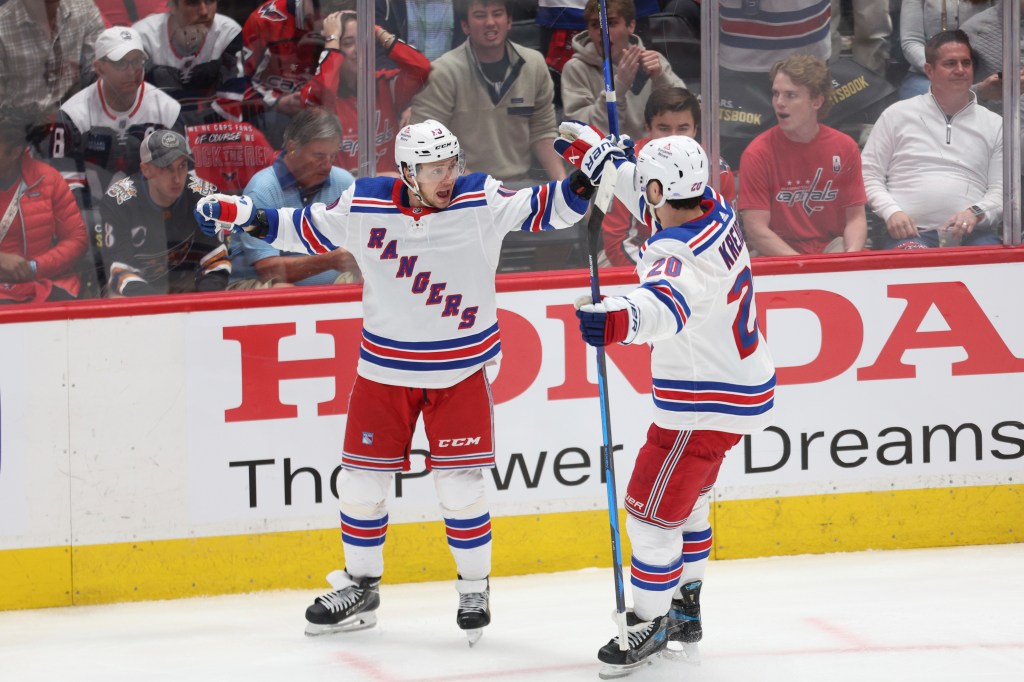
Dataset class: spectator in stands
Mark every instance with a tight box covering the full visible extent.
[536,0,660,73]
[716,0,832,167]
[94,0,166,27]
[0,0,104,119]
[603,86,738,267]
[242,0,329,147]
[97,129,231,295]
[964,0,1024,145]
[862,30,1003,249]
[411,0,566,185]
[899,0,995,99]
[133,0,245,125]
[375,0,464,61]
[830,0,891,75]
[302,9,431,177]
[739,54,868,256]
[48,26,182,201]
[229,107,358,289]
[0,107,89,304]
[561,0,686,142]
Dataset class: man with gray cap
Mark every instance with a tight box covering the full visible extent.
[48,25,182,201]
[96,129,231,296]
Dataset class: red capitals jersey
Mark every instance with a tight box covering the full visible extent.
[186,121,276,194]
[243,0,326,110]
[301,39,429,175]
[604,138,737,267]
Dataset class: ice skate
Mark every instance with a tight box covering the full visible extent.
[597,611,669,679]
[456,576,490,647]
[664,580,702,664]
[304,570,381,636]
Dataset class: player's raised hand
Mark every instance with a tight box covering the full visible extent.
[554,120,605,166]
[575,294,639,346]
[555,123,625,184]
[195,194,257,237]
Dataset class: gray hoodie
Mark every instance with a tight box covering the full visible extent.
[560,31,685,140]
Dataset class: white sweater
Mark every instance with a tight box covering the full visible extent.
[861,91,1003,231]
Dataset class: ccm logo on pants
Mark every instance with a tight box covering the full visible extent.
[437,437,482,447]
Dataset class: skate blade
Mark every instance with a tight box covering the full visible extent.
[663,641,701,665]
[304,612,378,637]
[597,658,655,680]
[464,628,483,647]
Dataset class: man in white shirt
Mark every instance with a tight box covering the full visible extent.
[861,29,1003,249]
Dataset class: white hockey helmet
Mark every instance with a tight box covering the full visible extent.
[394,119,464,176]
[634,136,709,210]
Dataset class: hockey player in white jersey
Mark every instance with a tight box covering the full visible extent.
[195,119,615,645]
[558,123,776,678]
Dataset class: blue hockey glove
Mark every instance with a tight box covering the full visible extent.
[194,194,256,238]
[574,295,639,346]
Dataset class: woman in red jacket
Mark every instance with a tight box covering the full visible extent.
[301,10,430,176]
[0,111,89,304]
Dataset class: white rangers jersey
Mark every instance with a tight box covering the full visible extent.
[264,173,589,388]
[612,170,776,434]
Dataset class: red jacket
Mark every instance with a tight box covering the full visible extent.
[301,39,429,174]
[0,153,88,297]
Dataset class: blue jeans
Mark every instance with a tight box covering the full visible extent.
[886,229,1003,250]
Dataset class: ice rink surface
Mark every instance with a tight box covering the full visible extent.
[1,543,1022,682]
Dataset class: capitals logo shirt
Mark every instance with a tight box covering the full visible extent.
[610,169,776,434]
[260,172,589,388]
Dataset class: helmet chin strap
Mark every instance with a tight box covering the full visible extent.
[645,185,666,228]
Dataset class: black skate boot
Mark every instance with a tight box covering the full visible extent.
[665,580,702,663]
[455,576,490,647]
[597,610,669,679]
[304,569,381,636]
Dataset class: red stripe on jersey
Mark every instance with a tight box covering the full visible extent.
[721,13,828,40]
[530,184,550,232]
[300,214,330,254]
[653,387,773,405]
[361,333,499,362]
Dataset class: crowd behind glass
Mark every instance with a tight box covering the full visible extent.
[0,0,1019,304]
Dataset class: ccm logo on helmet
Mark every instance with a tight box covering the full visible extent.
[437,437,482,447]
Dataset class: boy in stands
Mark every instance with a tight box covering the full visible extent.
[602,86,736,267]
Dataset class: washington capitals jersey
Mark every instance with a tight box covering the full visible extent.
[134,13,244,118]
[263,173,589,388]
[611,172,776,434]
[49,81,181,191]
[243,0,324,107]
[98,171,230,295]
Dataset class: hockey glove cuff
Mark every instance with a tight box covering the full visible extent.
[195,194,257,238]
[575,295,640,346]
[568,170,595,200]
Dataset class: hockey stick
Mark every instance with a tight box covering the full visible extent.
[587,0,629,654]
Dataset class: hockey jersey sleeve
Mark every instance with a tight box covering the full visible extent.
[256,183,360,262]
[485,174,591,236]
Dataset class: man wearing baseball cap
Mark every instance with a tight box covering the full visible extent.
[48,25,182,203]
[95,129,231,296]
